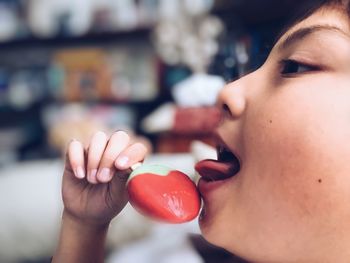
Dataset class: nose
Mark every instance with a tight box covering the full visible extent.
[217,77,247,120]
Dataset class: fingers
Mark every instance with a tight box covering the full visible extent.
[66,130,149,184]
[115,142,148,170]
[96,131,130,183]
[68,140,85,179]
[87,131,108,184]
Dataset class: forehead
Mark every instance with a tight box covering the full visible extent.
[276,7,350,46]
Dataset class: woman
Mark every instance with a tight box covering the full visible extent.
[53,0,350,262]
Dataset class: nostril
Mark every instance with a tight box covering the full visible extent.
[222,103,232,118]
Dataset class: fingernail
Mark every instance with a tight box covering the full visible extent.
[99,168,111,181]
[117,156,129,168]
[89,169,98,183]
[75,166,85,179]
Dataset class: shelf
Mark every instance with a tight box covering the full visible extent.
[0,27,152,50]
[0,97,165,110]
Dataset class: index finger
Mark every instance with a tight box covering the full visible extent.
[115,142,148,170]
[68,139,85,179]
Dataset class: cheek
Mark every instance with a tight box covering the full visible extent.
[246,90,350,218]
[200,79,350,260]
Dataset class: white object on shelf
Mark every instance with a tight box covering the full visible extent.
[28,0,93,37]
[0,4,18,41]
[183,0,213,16]
[141,103,176,133]
[172,73,225,107]
[190,140,216,162]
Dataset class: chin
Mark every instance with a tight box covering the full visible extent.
[199,221,249,262]
[199,214,300,263]
[198,205,232,251]
[198,206,256,262]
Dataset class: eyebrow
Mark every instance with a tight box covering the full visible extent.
[277,25,350,51]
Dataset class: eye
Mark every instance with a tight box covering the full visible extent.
[280,59,319,75]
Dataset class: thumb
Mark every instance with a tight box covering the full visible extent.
[105,169,131,212]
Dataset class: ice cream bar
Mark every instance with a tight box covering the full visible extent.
[127,164,201,223]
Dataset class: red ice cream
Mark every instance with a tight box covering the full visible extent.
[127,164,201,224]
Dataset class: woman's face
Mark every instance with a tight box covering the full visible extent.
[197,7,350,262]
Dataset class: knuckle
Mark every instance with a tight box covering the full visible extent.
[87,153,101,167]
[102,153,116,163]
[111,130,130,142]
[134,142,148,154]
[70,162,78,168]
[69,158,80,167]
[93,130,107,140]
[67,139,75,148]
[88,152,104,166]
[90,134,108,150]
[69,139,81,147]
[87,162,99,170]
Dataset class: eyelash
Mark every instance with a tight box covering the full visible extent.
[280,59,319,76]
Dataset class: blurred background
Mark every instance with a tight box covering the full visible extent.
[0,0,299,262]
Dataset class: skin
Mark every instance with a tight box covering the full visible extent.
[199,6,350,263]
[53,131,147,263]
[53,6,350,263]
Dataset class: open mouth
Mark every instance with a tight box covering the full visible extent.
[195,143,241,182]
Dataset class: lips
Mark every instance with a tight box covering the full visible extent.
[195,144,240,181]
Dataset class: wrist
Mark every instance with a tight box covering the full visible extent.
[53,211,109,263]
[62,210,110,233]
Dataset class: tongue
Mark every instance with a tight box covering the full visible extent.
[195,159,239,181]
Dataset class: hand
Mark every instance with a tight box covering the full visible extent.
[62,130,148,226]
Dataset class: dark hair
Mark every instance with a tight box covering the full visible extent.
[250,0,350,71]
[275,0,350,43]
